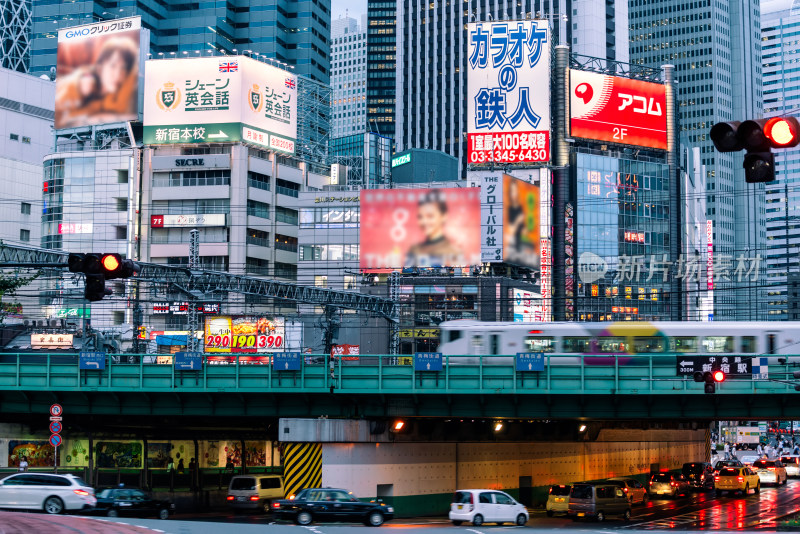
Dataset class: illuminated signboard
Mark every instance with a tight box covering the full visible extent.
[467,20,551,164]
[31,334,73,349]
[391,153,411,167]
[569,69,667,150]
[58,223,93,234]
[150,214,226,228]
[624,230,645,244]
[513,289,545,323]
[707,220,714,290]
[585,170,639,202]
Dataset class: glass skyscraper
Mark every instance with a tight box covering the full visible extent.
[762,0,800,320]
[367,0,396,138]
[628,0,766,320]
[29,0,331,84]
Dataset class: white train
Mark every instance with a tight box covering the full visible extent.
[436,320,800,365]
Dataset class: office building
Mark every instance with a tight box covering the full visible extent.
[629,0,766,320]
[30,0,331,84]
[367,0,396,137]
[331,16,367,138]
[330,132,392,187]
[394,0,627,175]
[0,0,31,73]
[763,0,800,320]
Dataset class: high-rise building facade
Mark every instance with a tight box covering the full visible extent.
[367,0,396,138]
[394,0,627,175]
[29,0,331,84]
[629,0,766,320]
[1,0,31,73]
[762,0,800,320]
[331,16,367,138]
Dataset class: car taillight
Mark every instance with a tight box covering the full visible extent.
[670,482,676,487]
[737,476,744,483]
[273,502,281,508]
[227,496,234,501]
[250,496,259,501]
[649,481,653,485]
[714,476,720,481]
[73,489,90,497]
[769,467,776,471]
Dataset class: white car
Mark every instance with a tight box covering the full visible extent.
[781,456,800,477]
[449,489,528,527]
[0,473,96,514]
[752,459,788,486]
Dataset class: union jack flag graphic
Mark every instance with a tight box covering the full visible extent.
[219,61,238,73]
[285,77,296,89]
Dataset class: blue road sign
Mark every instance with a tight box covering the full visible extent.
[174,352,203,371]
[414,352,443,372]
[49,421,62,434]
[273,352,301,371]
[516,352,544,372]
[49,434,62,447]
[79,351,106,370]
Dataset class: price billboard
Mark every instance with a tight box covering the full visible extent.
[204,316,284,353]
[569,69,668,150]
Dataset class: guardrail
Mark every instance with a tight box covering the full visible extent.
[0,353,795,395]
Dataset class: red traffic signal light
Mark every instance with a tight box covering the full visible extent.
[713,370,725,383]
[764,117,800,148]
[101,253,121,273]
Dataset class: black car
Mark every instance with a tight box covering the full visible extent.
[93,487,174,519]
[272,488,394,526]
[682,462,714,491]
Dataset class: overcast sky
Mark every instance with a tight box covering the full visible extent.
[331,0,367,23]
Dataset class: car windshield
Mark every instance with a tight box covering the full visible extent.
[230,477,256,490]
[550,485,570,496]
[651,474,671,482]
[570,485,593,499]
[453,491,472,504]
[720,468,739,476]
[97,489,113,498]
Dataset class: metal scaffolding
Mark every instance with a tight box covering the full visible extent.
[296,75,332,166]
[0,243,397,320]
[0,0,31,73]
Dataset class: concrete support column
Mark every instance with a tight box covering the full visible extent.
[663,64,682,320]
[552,45,571,321]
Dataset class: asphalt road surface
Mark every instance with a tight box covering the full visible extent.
[3,479,800,533]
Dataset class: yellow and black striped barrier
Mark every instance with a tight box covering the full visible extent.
[283,442,322,498]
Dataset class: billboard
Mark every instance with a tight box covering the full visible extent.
[143,56,297,153]
[359,188,481,272]
[467,20,551,164]
[569,69,668,150]
[479,172,541,269]
[204,316,285,353]
[513,289,546,322]
[55,16,142,129]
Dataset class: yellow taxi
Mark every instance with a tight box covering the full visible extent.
[714,466,760,496]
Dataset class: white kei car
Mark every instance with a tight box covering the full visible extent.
[0,473,96,514]
[449,489,528,527]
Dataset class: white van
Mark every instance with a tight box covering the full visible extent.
[227,475,284,513]
[448,489,528,527]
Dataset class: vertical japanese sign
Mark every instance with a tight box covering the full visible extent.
[480,174,504,262]
[706,220,714,291]
[143,56,296,152]
[565,203,575,321]
[467,20,551,164]
[540,238,552,321]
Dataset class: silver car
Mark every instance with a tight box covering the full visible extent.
[0,473,96,514]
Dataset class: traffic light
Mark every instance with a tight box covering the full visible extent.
[67,253,139,302]
[693,370,724,394]
[710,117,800,183]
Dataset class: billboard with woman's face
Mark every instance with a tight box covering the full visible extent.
[502,174,540,268]
[55,17,141,129]
[360,188,481,272]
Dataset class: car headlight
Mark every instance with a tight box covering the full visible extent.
[387,507,394,513]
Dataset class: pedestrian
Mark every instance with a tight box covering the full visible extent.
[18,456,28,472]
[189,457,197,472]
[757,443,763,456]
[177,458,185,474]
[225,456,234,472]
[167,457,175,473]
[724,442,731,460]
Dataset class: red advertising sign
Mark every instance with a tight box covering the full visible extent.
[570,70,667,150]
[151,215,164,228]
[332,344,360,361]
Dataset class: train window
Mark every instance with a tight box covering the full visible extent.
[671,337,698,352]
[702,336,734,353]
[633,337,665,353]
[563,337,591,353]
[596,337,627,353]
[524,336,555,352]
[767,334,776,354]
[490,335,500,355]
[740,336,757,353]
[447,330,463,343]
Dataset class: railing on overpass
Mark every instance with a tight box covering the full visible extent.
[0,353,795,395]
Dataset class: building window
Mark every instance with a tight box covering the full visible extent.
[274,234,298,252]
[112,311,125,325]
[275,206,298,225]
[246,228,270,247]
[344,275,357,290]
[315,275,328,288]
[115,226,127,239]
[247,171,271,191]
[274,262,297,280]
[19,229,29,242]
[116,198,128,211]
[275,178,300,197]
[21,136,30,144]
[245,257,269,276]
[20,202,30,215]
[117,170,129,184]
[9,133,18,141]
[247,200,270,219]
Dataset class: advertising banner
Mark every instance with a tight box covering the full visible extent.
[143,56,296,152]
[204,316,285,353]
[360,188,481,272]
[513,289,545,322]
[467,20,551,164]
[570,69,668,150]
[56,16,141,129]
[150,214,226,228]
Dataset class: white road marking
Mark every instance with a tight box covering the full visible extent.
[466,529,485,534]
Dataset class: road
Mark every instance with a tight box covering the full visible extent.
[3,480,800,533]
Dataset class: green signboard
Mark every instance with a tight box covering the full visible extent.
[391,153,411,168]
